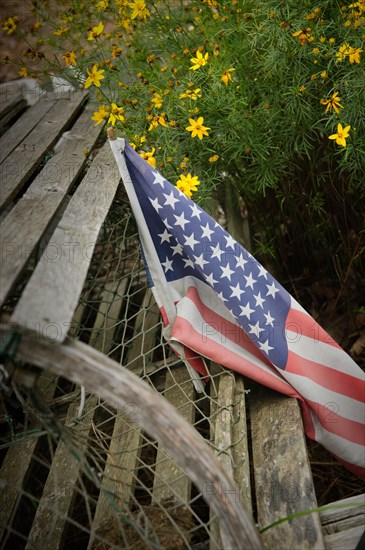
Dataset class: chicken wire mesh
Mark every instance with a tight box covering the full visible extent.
[0,195,252,550]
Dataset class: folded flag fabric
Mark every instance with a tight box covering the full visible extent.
[109,137,365,479]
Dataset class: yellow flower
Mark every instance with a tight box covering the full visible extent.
[112,46,123,58]
[140,148,156,168]
[87,22,104,41]
[321,71,328,78]
[292,28,312,44]
[348,46,363,63]
[91,105,109,125]
[108,103,125,126]
[190,50,209,70]
[312,47,320,55]
[84,65,105,89]
[53,26,70,36]
[209,154,219,163]
[62,51,76,67]
[221,68,236,85]
[18,66,28,78]
[2,16,18,34]
[32,21,42,32]
[349,0,365,12]
[320,91,343,115]
[151,93,163,109]
[129,0,150,20]
[96,0,109,10]
[148,114,168,131]
[336,42,350,62]
[176,173,201,198]
[328,123,351,147]
[179,88,202,100]
[186,117,210,139]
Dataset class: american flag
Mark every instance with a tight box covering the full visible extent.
[110,138,365,479]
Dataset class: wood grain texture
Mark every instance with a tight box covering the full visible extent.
[11,143,120,341]
[8,332,263,550]
[25,395,98,550]
[0,372,58,541]
[0,96,56,164]
[153,367,195,503]
[250,386,325,549]
[0,92,86,211]
[210,368,251,549]
[0,106,103,305]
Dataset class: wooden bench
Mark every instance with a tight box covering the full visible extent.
[0,90,363,550]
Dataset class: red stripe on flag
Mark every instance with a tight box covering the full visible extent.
[286,350,365,402]
[286,307,341,349]
[172,316,299,398]
[185,285,274,367]
[305,398,365,446]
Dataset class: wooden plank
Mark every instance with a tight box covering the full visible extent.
[0,98,27,134]
[0,107,103,305]
[91,289,157,533]
[250,386,325,549]
[11,143,121,342]
[8,332,263,549]
[88,279,127,354]
[153,367,195,503]
[320,493,365,534]
[0,96,56,164]
[0,89,22,116]
[0,372,58,543]
[0,92,86,211]
[232,375,251,509]
[324,526,364,549]
[127,288,160,375]
[25,394,98,550]
[210,368,251,549]
[24,278,126,549]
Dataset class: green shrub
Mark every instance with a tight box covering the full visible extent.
[2,0,364,291]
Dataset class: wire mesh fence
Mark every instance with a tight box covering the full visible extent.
[0,193,252,550]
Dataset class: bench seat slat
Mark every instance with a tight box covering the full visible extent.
[0,92,86,211]
[0,97,56,164]
[11,143,120,342]
[250,387,325,549]
[0,107,103,305]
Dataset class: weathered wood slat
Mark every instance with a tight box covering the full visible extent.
[0,372,58,543]
[91,289,157,535]
[210,368,251,549]
[11,143,121,342]
[320,493,365,536]
[0,90,24,120]
[324,525,364,549]
[232,375,251,509]
[0,92,86,211]
[25,394,98,550]
[153,367,195,503]
[24,278,127,549]
[0,96,27,134]
[88,279,126,354]
[0,96,56,164]
[0,107,103,305]
[7,332,263,550]
[127,288,160,375]
[250,387,325,549]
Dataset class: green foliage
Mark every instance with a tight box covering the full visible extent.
[3,0,365,289]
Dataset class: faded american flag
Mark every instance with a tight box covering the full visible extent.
[110,138,365,479]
